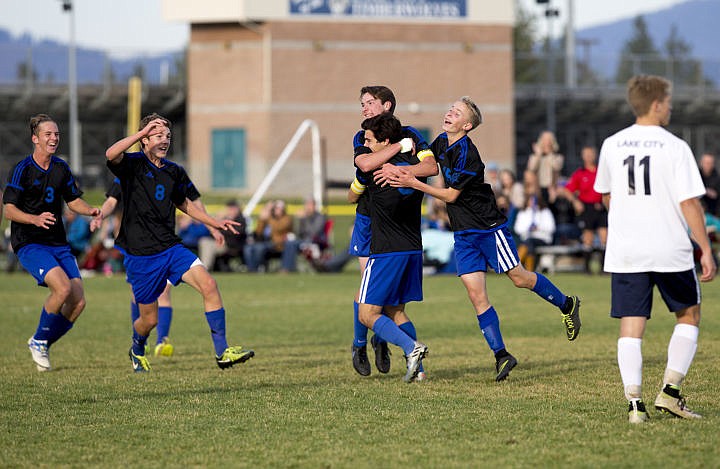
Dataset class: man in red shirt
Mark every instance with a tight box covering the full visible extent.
[562,145,607,272]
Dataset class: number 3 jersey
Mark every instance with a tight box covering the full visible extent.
[595,124,705,272]
[108,152,199,256]
[4,155,82,251]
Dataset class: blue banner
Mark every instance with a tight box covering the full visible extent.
[289,0,467,18]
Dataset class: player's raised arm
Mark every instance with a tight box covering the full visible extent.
[105,118,168,163]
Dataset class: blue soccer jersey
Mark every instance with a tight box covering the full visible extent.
[108,152,200,256]
[4,155,82,251]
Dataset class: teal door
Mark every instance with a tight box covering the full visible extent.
[212,128,246,189]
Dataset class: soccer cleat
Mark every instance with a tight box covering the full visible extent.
[561,295,582,341]
[403,342,428,383]
[416,371,427,382]
[370,334,391,374]
[654,385,702,419]
[154,337,174,357]
[628,399,649,424]
[129,348,151,372]
[216,346,255,370]
[351,344,371,376]
[27,337,51,372]
[495,353,518,382]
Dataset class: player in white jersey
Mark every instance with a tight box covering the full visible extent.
[594,75,716,424]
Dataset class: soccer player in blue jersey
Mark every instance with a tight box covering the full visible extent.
[348,85,437,378]
[91,178,224,358]
[102,113,254,372]
[388,97,581,382]
[351,113,429,383]
[3,114,101,371]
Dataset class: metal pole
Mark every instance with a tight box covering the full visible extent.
[65,1,81,174]
[565,0,576,88]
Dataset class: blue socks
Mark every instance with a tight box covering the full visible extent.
[353,301,368,347]
[532,273,566,308]
[205,308,229,357]
[372,315,415,356]
[156,306,173,344]
[477,306,505,353]
[132,328,148,356]
[34,308,73,346]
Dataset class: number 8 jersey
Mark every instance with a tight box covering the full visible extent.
[594,124,705,272]
[108,152,199,256]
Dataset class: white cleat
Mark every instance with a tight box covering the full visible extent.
[28,337,51,372]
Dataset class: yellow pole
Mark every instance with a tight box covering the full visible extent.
[126,76,142,152]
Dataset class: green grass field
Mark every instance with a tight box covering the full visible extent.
[1,271,719,468]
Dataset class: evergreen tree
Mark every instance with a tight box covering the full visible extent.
[615,16,664,83]
[664,25,706,86]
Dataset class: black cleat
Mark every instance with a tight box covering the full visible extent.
[561,295,582,341]
[352,344,371,376]
[495,353,518,382]
[370,334,391,374]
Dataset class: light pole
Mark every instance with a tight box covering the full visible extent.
[61,0,81,175]
[537,0,560,133]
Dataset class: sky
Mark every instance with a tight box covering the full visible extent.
[0,0,689,56]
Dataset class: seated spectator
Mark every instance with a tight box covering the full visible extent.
[549,180,582,245]
[64,208,92,258]
[244,200,299,272]
[177,213,211,254]
[297,197,329,261]
[561,145,607,272]
[514,194,556,271]
[199,199,248,271]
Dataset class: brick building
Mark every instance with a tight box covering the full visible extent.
[163,0,514,198]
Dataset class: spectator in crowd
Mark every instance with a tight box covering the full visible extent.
[514,194,556,271]
[199,199,247,272]
[64,207,92,258]
[498,168,525,228]
[699,152,720,216]
[296,196,328,261]
[562,145,608,272]
[485,161,502,195]
[526,130,564,204]
[177,213,211,254]
[244,199,299,272]
[549,180,582,245]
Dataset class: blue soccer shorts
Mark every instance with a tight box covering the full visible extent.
[610,270,700,318]
[454,226,519,276]
[123,244,201,304]
[349,213,371,258]
[359,251,423,306]
[17,243,80,286]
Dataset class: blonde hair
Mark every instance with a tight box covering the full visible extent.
[627,75,671,118]
[535,130,559,153]
[460,96,482,130]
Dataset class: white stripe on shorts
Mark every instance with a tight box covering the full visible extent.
[359,258,374,303]
[495,230,518,272]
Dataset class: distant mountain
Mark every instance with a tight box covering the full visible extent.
[576,0,720,84]
[0,30,183,85]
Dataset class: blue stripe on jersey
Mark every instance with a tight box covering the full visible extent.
[10,157,32,188]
